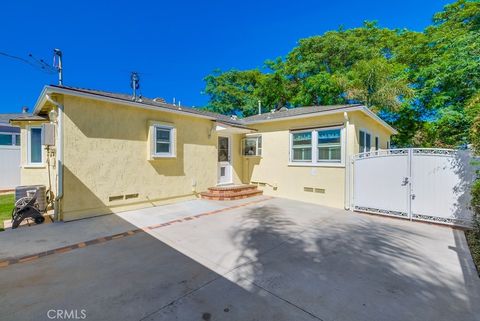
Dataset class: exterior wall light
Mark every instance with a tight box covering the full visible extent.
[49,109,58,123]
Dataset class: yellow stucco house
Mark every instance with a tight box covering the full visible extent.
[10,85,397,221]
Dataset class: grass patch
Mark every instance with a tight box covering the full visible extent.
[466,226,480,277]
[0,194,14,231]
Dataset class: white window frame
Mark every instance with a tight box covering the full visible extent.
[359,129,372,153]
[0,132,20,149]
[242,135,262,157]
[152,124,176,158]
[289,125,345,167]
[27,125,44,166]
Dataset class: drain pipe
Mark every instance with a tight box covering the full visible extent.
[45,94,64,221]
[343,112,350,210]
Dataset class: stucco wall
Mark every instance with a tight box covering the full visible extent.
[243,113,351,208]
[242,111,393,209]
[350,112,392,153]
[61,96,232,220]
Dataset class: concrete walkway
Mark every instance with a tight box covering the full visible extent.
[0,197,479,321]
[0,196,269,260]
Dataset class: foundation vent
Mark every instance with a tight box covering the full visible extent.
[304,187,326,194]
[125,193,139,200]
[109,195,124,202]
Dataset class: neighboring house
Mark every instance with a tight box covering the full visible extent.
[10,85,396,221]
[0,112,26,189]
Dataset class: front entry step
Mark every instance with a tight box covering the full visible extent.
[200,185,263,201]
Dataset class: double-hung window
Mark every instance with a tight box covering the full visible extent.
[359,130,371,153]
[317,129,341,162]
[242,136,262,156]
[291,131,312,162]
[28,126,43,165]
[154,125,175,157]
[290,126,343,166]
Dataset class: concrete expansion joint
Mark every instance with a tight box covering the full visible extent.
[251,282,325,321]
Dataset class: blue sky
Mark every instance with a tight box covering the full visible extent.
[0,0,451,113]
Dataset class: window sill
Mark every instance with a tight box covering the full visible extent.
[242,155,262,158]
[150,154,176,159]
[288,162,345,168]
[23,164,46,169]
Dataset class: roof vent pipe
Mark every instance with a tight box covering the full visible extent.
[130,72,140,101]
[22,106,29,113]
[258,100,262,115]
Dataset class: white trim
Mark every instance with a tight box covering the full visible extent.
[288,163,345,168]
[0,145,20,150]
[34,86,216,121]
[26,125,44,166]
[359,128,373,154]
[217,135,233,185]
[22,165,47,169]
[33,87,397,135]
[242,135,262,157]
[152,124,176,158]
[244,105,397,134]
[0,131,20,147]
[289,125,345,167]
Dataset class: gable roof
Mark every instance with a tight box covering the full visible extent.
[243,105,361,122]
[242,104,398,134]
[43,85,246,128]
[31,85,397,134]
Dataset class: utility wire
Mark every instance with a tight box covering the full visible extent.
[0,51,56,74]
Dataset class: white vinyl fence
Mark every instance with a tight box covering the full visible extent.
[351,148,476,227]
[0,146,21,189]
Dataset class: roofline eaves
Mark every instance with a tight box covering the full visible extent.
[34,85,219,121]
[243,105,397,134]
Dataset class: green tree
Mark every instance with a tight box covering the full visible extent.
[202,0,480,148]
[339,58,414,112]
[203,69,263,116]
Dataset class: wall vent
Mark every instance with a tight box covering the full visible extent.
[125,193,139,200]
[304,187,325,193]
[109,195,124,202]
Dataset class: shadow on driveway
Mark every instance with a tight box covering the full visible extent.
[230,204,480,321]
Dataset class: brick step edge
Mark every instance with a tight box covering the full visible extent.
[200,189,263,201]
[207,185,258,194]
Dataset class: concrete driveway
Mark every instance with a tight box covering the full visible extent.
[0,196,479,321]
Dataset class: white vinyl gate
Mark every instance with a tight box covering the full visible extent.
[0,146,21,189]
[351,148,475,227]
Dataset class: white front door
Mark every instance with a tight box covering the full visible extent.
[217,136,232,185]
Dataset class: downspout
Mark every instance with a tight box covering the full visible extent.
[45,94,64,221]
[343,112,350,210]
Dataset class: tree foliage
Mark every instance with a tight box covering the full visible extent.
[203,0,480,148]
